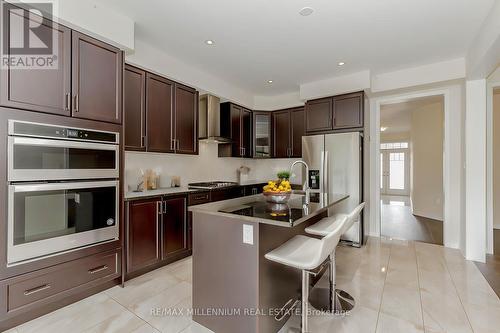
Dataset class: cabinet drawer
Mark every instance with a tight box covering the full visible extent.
[188,192,210,206]
[7,250,119,311]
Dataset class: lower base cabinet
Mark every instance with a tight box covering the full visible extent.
[0,249,121,330]
[126,195,190,277]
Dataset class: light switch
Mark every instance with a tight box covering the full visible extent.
[243,224,253,245]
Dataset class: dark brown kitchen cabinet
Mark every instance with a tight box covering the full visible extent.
[273,110,290,158]
[146,73,175,153]
[220,103,252,157]
[332,92,364,129]
[273,107,304,158]
[174,84,198,154]
[162,197,188,259]
[305,97,333,133]
[0,3,72,116]
[124,65,146,150]
[290,107,305,157]
[71,31,123,124]
[127,198,161,273]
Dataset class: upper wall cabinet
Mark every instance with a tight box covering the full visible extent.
[253,112,272,158]
[305,92,364,134]
[124,64,199,155]
[273,107,304,158]
[220,103,252,158]
[0,3,124,124]
[71,32,123,124]
[146,73,175,153]
[174,84,198,155]
[305,97,333,133]
[124,65,146,151]
[0,3,72,116]
[332,92,364,129]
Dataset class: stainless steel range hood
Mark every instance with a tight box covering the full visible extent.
[198,94,232,143]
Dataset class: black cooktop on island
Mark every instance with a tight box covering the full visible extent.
[188,181,239,190]
[220,201,305,223]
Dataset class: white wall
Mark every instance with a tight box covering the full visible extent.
[493,89,500,230]
[465,79,487,262]
[254,92,304,111]
[410,102,444,220]
[126,40,254,109]
[124,142,299,191]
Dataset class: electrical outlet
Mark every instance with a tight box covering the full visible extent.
[243,224,253,245]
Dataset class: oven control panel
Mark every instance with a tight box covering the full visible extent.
[9,120,119,144]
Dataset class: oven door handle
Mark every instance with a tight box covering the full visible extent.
[10,180,119,193]
[10,136,119,151]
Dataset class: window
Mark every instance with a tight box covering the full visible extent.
[380,142,409,150]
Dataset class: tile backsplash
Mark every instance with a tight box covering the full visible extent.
[125,141,302,191]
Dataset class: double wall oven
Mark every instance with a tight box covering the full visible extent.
[7,120,120,265]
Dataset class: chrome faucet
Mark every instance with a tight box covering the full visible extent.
[290,160,310,205]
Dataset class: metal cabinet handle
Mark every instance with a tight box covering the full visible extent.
[24,284,51,296]
[74,94,79,112]
[157,201,162,215]
[88,265,109,274]
[193,195,208,201]
[141,136,145,147]
[176,139,180,151]
[162,201,167,214]
[65,93,70,111]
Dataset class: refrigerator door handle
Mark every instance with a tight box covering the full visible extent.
[323,151,329,193]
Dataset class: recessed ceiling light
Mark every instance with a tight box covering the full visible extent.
[381,127,388,132]
[267,80,273,84]
[338,62,345,66]
[205,40,214,45]
[299,7,314,16]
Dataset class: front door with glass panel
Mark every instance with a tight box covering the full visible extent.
[380,143,410,195]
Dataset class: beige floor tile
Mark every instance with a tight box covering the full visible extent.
[376,312,424,333]
[131,324,162,333]
[16,293,127,333]
[335,274,385,311]
[420,289,473,333]
[105,270,181,308]
[310,304,380,333]
[82,309,146,333]
[180,321,214,333]
[461,300,500,333]
[379,282,423,327]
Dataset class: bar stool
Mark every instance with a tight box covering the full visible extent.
[264,222,345,333]
[305,202,365,313]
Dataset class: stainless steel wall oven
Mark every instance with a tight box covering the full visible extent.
[7,120,120,265]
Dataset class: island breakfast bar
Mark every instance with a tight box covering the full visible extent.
[189,192,349,333]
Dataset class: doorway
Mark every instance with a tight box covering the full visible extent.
[380,143,410,196]
[379,96,444,245]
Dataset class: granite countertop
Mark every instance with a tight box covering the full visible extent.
[124,187,200,200]
[189,192,349,227]
[124,180,270,200]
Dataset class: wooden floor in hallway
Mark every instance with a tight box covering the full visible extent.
[381,195,443,245]
[475,229,500,299]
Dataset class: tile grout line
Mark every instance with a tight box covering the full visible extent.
[103,293,159,332]
[413,242,427,332]
[373,238,391,333]
[440,250,475,332]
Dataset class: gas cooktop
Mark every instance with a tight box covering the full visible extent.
[188,181,239,190]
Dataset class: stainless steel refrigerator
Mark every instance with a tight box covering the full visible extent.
[302,132,365,247]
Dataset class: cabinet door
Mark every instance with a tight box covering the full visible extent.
[290,107,305,157]
[253,112,272,158]
[124,65,146,151]
[146,73,175,153]
[242,108,252,157]
[333,92,364,129]
[273,110,291,158]
[175,84,198,154]
[162,197,188,259]
[0,4,71,116]
[230,104,242,157]
[305,97,333,133]
[72,31,123,124]
[127,198,161,273]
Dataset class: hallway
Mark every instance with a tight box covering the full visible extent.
[381,195,443,245]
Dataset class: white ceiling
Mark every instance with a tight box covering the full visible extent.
[100,0,494,96]
[381,95,443,134]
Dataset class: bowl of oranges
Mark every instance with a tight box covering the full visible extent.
[263,172,292,204]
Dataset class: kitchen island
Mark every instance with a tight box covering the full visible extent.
[189,192,349,333]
